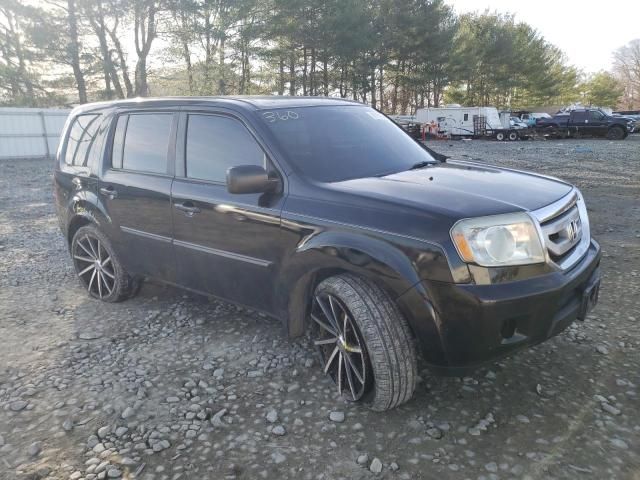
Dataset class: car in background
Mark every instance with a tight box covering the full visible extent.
[510,117,528,129]
[536,109,634,139]
[520,112,551,127]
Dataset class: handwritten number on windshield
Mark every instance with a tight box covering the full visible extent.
[263,111,299,123]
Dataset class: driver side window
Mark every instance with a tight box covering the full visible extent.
[185,114,265,183]
[589,111,604,121]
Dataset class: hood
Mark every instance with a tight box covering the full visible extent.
[331,160,573,220]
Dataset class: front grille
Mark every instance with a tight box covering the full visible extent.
[540,204,582,260]
[532,190,590,270]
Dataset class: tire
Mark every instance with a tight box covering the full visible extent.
[607,126,624,140]
[309,274,417,411]
[508,131,518,141]
[71,225,138,302]
[495,132,505,141]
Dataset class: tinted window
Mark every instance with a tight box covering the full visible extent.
[260,106,436,182]
[65,114,101,166]
[111,115,128,169]
[121,114,173,174]
[573,111,588,122]
[186,114,265,183]
[589,110,604,121]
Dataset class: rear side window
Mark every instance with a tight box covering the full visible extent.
[185,114,265,183]
[112,113,173,174]
[65,114,101,166]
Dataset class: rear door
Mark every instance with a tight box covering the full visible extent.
[171,110,286,312]
[99,110,178,281]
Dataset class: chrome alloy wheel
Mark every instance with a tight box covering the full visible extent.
[311,293,369,401]
[73,234,116,299]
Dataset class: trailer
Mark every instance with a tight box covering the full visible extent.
[415,106,530,140]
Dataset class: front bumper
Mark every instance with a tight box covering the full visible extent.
[397,240,601,374]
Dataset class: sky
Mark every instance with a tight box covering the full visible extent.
[448,0,640,73]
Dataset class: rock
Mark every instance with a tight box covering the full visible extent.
[9,400,28,411]
[601,403,621,415]
[595,345,609,355]
[115,427,128,438]
[97,426,110,438]
[28,441,42,457]
[107,468,122,478]
[426,427,443,439]
[329,411,345,423]
[272,425,286,436]
[485,462,498,473]
[211,408,227,428]
[166,396,180,403]
[0,434,4,447]
[369,457,383,474]
[121,407,135,419]
[271,451,286,464]
[79,331,102,340]
[62,419,74,431]
[610,438,628,449]
[357,454,369,466]
[390,462,399,471]
[266,409,278,423]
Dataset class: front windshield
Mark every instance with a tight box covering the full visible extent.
[259,105,436,182]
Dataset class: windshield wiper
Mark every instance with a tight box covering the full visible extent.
[409,161,434,170]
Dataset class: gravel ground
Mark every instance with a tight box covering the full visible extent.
[1,135,639,480]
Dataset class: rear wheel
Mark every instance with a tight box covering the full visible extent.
[495,132,505,141]
[71,225,138,302]
[607,126,624,140]
[309,274,417,411]
[508,131,518,141]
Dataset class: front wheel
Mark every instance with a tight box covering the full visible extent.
[71,225,138,302]
[508,131,518,141]
[309,274,417,411]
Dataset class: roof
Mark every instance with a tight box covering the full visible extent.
[72,95,363,115]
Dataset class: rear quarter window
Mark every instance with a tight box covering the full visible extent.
[64,114,102,167]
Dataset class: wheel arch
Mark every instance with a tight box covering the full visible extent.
[65,191,112,247]
[277,231,424,339]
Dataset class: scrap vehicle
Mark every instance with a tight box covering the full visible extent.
[389,115,423,140]
[536,108,635,139]
[54,96,602,410]
[513,111,552,127]
[416,106,531,140]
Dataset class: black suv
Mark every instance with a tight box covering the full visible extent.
[54,97,601,410]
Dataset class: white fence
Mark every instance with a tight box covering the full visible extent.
[0,107,71,159]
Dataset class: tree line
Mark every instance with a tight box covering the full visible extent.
[1,0,636,111]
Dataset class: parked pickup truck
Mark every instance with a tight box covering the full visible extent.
[536,108,635,140]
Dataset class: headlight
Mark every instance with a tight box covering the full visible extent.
[451,212,545,267]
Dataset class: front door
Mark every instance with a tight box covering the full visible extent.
[171,111,286,312]
[587,110,608,136]
[99,111,178,281]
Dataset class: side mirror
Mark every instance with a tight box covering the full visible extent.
[226,165,278,194]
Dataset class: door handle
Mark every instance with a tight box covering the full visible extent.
[174,201,201,216]
[99,186,118,198]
